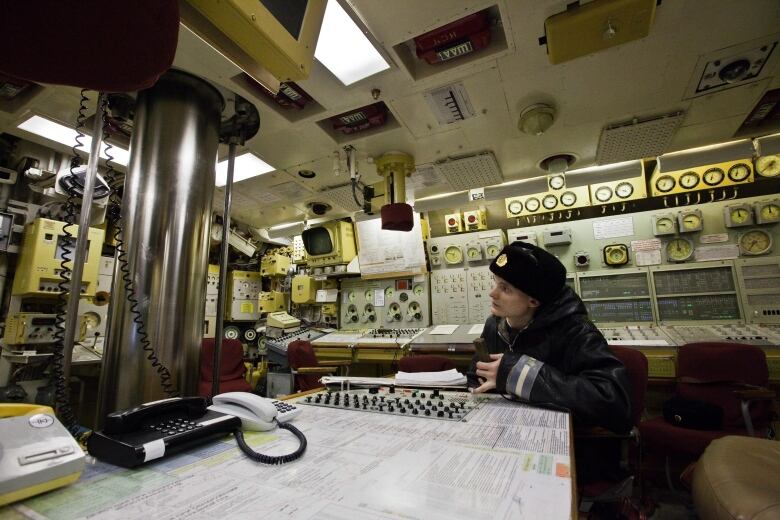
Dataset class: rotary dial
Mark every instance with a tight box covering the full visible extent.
[739,229,772,256]
[666,238,694,262]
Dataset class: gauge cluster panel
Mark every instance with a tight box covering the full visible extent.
[505,185,591,218]
[649,158,754,197]
[589,176,647,206]
[340,276,430,330]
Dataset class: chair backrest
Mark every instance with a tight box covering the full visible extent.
[677,342,772,430]
[198,339,250,397]
[398,355,456,373]
[609,346,648,427]
[287,340,322,392]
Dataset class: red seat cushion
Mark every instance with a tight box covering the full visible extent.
[398,355,455,373]
[198,339,250,398]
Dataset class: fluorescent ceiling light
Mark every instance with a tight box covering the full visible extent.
[18,115,129,166]
[415,191,465,202]
[315,0,390,86]
[216,152,275,187]
[269,221,304,231]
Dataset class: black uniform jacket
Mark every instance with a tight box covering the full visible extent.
[468,286,633,434]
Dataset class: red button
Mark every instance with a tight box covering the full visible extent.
[448,218,456,225]
[468,215,476,223]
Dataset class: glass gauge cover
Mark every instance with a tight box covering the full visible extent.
[739,229,772,255]
[549,174,565,190]
[756,154,780,177]
[595,186,613,202]
[728,163,751,182]
[486,245,500,257]
[466,246,481,259]
[759,203,780,222]
[703,167,725,186]
[729,207,751,225]
[679,171,700,189]
[654,217,675,234]
[560,191,577,206]
[655,175,675,193]
[680,212,702,231]
[525,197,540,212]
[615,182,634,198]
[542,194,558,209]
[507,200,523,215]
[666,238,693,262]
[444,245,463,264]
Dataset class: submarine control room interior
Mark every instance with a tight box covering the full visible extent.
[1,1,780,519]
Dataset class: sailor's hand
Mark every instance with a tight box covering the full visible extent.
[473,354,502,393]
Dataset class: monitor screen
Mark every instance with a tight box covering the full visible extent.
[302,227,334,256]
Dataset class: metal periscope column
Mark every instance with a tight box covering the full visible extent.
[98,70,224,417]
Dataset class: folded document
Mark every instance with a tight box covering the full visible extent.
[394,369,467,387]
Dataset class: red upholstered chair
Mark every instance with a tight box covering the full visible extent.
[578,346,649,515]
[639,342,776,485]
[398,355,456,373]
[198,339,252,398]
[287,340,351,393]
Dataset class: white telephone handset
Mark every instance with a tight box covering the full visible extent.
[209,392,279,431]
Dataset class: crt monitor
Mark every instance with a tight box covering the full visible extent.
[301,221,357,267]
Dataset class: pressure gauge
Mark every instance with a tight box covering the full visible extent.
[83,311,102,331]
[525,197,540,212]
[594,186,613,203]
[615,182,634,199]
[466,243,483,261]
[603,244,629,266]
[413,284,424,296]
[703,167,724,186]
[678,209,703,233]
[679,171,700,189]
[507,199,523,215]
[542,194,558,210]
[724,204,754,228]
[548,174,565,190]
[560,191,577,207]
[444,245,463,264]
[755,200,780,224]
[727,163,751,182]
[756,154,780,177]
[655,175,675,193]
[652,214,677,236]
[738,229,772,256]
[364,289,373,301]
[384,287,394,299]
[486,243,501,257]
[665,237,694,262]
[348,290,356,302]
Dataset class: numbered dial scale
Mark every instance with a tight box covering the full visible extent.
[652,214,677,236]
[444,245,464,265]
[755,200,780,224]
[738,229,772,256]
[724,204,754,228]
[603,244,629,266]
[677,210,703,233]
[756,154,780,177]
[665,238,694,262]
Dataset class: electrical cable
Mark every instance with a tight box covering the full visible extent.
[233,421,307,464]
[50,89,89,437]
[102,96,179,398]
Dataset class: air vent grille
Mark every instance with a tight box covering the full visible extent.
[435,151,503,191]
[596,112,685,164]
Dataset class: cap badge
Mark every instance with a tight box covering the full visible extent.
[495,253,508,267]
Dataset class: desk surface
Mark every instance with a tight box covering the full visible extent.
[5,393,574,520]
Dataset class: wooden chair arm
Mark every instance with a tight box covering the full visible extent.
[320,360,352,367]
[297,367,338,374]
[734,388,776,400]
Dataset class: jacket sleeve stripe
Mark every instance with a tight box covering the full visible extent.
[506,355,544,399]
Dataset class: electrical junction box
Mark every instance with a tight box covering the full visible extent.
[258,291,287,313]
[542,228,572,247]
[260,254,291,277]
[226,270,263,321]
[445,212,463,234]
[463,209,487,231]
[291,274,317,304]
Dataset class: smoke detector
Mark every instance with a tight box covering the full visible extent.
[518,103,556,135]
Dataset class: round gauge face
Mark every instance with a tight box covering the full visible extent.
[615,182,634,199]
[413,284,424,295]
[728,163,751,182]
[542,194,558,209]
[681,212,702,231]
[655,217,675,234]
[655,175,675,193]
[384,287,394,298]
[83,311,101,330]
[666,238,693,262]
[525,197,540,212]
[560,191,577,207]
[739,229,772,255]
[729,207,751,225]
[756,154,780,177]
[466,246,481,259]
[507,200,523,215]
[760,203,780,221]
[605,245,628,265]
[703,167,725,186]
[444,245,463,264]
[348,290,356,302]
[486,244,501,257]
[595,186,613,202]
[364,289,373,301]
[679,171,700,189]
[548,174,565,190]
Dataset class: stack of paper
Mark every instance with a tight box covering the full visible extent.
[394,369,467,387]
